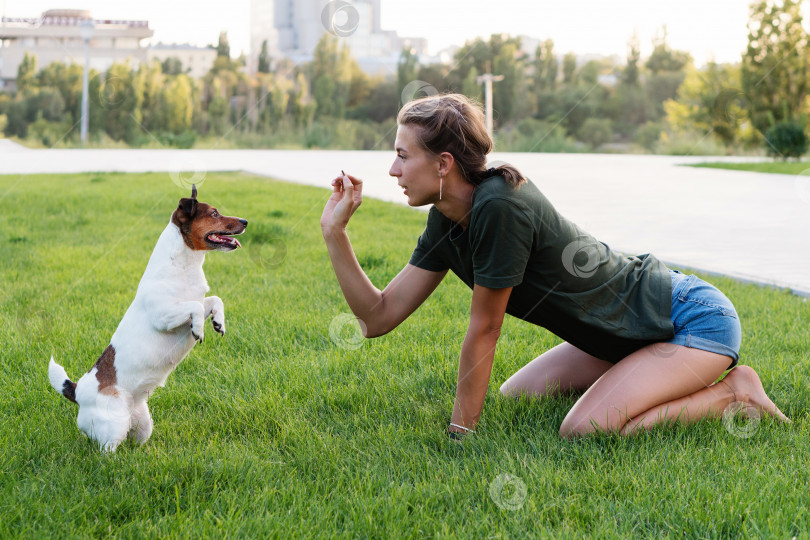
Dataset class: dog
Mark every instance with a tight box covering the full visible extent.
[48,185,247,452]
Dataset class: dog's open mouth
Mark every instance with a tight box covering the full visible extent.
[206,233,242,250]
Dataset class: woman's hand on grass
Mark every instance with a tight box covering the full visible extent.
[321,172,363,236]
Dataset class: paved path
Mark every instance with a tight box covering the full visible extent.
[1,143,808,295]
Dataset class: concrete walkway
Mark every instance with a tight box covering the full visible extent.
[1,143,808,295]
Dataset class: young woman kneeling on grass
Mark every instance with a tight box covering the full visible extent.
[320,93,790,439]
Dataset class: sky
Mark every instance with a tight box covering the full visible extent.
[1,0,801,66]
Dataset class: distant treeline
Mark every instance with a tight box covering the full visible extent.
[1,0,807,157]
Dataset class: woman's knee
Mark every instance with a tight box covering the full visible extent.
[560,412,616,439]
[499,379,519,398]
[559,414,586,439]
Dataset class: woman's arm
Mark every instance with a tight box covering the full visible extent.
[321,174,446,337]
[450,284,513,433]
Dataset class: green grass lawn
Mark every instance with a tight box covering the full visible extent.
[1,172,807,538]
[690,160,810,175]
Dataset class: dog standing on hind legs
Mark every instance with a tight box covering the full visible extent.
[48,184,247,452]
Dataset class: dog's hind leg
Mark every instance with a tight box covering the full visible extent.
[204,296,226,335]
[130,400,153,445]
[79,393,132,452]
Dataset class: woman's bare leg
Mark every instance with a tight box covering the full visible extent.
[499,342,614,398]
[558,343,789,438]
[620,364,790,435]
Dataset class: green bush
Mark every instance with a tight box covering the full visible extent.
[303,119,393,150]
[4,99,28,138]
[577,118,613,150]
[154,130,197,149]
[634,122,664,152]
[764,120,809,160]
[27,115,75,147]
[496,117,585,152]
[656,129,728,156]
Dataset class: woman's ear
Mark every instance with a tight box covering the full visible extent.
[437,151,455,176]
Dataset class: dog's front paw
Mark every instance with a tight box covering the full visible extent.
[190,321,204,343]
[212,319,226,336]
[211,309,225,336]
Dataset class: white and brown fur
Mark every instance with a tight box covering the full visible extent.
[48,185,247,452]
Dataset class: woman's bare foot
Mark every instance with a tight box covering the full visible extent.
[722,365,791,423]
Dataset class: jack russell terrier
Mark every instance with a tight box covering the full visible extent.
[48,185,247,452]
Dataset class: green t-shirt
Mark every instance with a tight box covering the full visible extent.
[409,175,674,362]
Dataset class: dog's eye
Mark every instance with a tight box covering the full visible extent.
[212,211,219,218]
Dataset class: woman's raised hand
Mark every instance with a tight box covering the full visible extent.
[321,172,363,235]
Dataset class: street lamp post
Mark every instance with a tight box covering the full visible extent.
[78,19,95,145]
[476,73,504,137]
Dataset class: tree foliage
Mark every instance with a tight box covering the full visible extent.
[742,0,808,134]
[258,40,271,74]
[764,119,809,158]
[216,32,230,59]
[2,20,784,154]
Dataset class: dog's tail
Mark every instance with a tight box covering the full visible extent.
[48,357,77,403]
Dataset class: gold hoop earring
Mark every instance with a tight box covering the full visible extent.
[439,173,443,201]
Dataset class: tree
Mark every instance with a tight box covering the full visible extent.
[347,61,371,110]
[742,0,808,135]
[216,31,230,59]
[136,60,165,133]
[562,52,577,86]
[16,52,38,93]
[533,39,558,93]
[158,74,194,134]
[644,27,693,120]
[449,38,492,92]
[622,34,641,86]
[492,39,526,123]
[161,57,185,76]
[608,34,648,135]
[206,78,230,135]
[462,66,481,102]
[311,35,353,118]
[397,47,419,100]
[36,62,83,126]
[258,40,271,74]
[29,87,65,122]
[578,60,601,87]
[664,63,751,149]
[255,73,291,131]
[645,27,691,74]
[360,78,398,123]
[101,62,141,143]
[292,72,316,127]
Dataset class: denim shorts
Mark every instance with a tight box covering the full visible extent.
[665,270,741,369]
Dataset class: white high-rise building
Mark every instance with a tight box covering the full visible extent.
[249,0,424,75]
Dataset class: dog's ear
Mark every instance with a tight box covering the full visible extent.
[191,184,197,200]
[177,196,197,218]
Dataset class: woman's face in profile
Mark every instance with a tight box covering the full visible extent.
[389,124,440,207]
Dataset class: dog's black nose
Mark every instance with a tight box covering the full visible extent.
[239,219,248,227]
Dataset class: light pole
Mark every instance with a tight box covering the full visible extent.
[476,73,504,137]
[78,18,94,145]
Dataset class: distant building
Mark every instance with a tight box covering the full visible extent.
[147,43,217,79]
[0,9,153,91]
[249,0,426,76]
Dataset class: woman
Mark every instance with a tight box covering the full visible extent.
[320,93,789,438]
